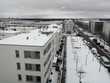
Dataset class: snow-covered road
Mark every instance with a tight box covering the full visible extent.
[66,36,110,83]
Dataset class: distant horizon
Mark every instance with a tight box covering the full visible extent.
[1,17,110,19]
[0,0,110,18]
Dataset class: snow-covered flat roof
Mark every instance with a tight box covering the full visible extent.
[0,30,20,34]
[36,21,63,25]
[0,29,55,46]
[8,26,35,29]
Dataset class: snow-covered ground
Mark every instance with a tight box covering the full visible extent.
[66,36,110,83]
[49,67,58,83]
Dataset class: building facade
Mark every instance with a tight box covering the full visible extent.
[102,22,110,42]
[63,19,74,34]
[89,20,110,43]
[0,24,63,83]
[89,20,104,34]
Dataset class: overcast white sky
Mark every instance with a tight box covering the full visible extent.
[0,0,110,18]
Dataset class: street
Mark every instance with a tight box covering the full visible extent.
[66,35,110,83]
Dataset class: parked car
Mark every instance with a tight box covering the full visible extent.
[100,56,110,69]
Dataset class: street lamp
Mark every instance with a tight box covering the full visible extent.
[77,68,86,83]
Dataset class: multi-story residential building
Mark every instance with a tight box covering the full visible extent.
[89,20,110,43]
[0,24,63,83]
[89,20,104,34]
[102,21,110,42]
[63,19,74,34]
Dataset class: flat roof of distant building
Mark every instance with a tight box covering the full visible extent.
[36,21,63,25]
[0,24,60,46]
[0,30,20,34]
[90,20,105,22]
[8,26,36,29]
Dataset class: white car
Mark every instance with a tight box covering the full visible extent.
[91,48,97,54]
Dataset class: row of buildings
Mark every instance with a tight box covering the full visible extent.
[0,19,63,29]
[76,19,110,44]
[0,22,63,83]
[0,21,63,39]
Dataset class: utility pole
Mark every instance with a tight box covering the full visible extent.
[99,61,101,72]
[85,54,88,65]
[77,69,86,83]
[76,56,79,72]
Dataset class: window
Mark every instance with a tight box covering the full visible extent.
[36,76,41,83]
[25,63,40,71]
[36,64,40,71]
[26,75,33,82]
[16,50,19,58]
[34,52,40,59]
[25,64,32,70]
[17,63,21,70]
[24,51,40,59]
[26,75,41,83]
[18,74,22,81]
[24,51,31,58]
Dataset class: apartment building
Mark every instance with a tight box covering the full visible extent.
[89,20,104,34]
[0,24,62,83]
[102,22,110,42]
[89,20,110,43]
[63,19,74,34]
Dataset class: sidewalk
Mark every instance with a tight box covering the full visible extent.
[49,67,58,83]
